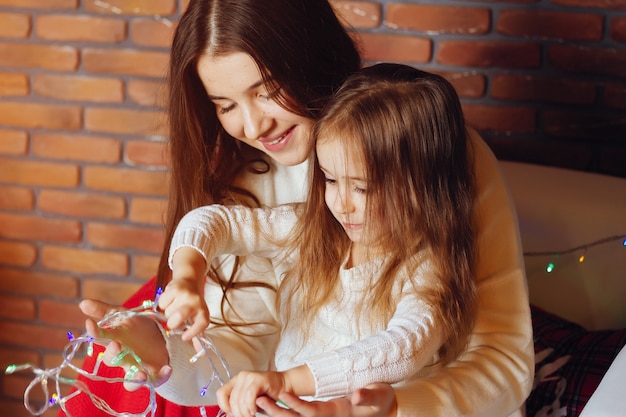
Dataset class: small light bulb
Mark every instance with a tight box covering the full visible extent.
[546,262,555,273]
[579,254,585,263]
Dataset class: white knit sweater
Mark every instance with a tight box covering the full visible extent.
[155,132,534,417]
[167,203,443,399]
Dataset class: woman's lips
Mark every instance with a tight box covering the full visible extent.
[260,126,295,152]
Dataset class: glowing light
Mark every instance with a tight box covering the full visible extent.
[93,352,104,374]
[546,262,555,273]
[7,302,232,417]
[579,254,585,263]
[125,365,139,379]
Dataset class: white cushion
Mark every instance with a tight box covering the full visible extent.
[499,161,626,330]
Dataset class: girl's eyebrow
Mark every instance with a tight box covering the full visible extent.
[206,79,265,101]
[318,164,366,182]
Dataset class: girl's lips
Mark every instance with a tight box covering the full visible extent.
[342,222,362,230]
[260,126,295,152]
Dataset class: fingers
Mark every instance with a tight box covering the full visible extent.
[182,311,210,341]
[216,380,234,414]
[123,364,171,391]
[217,376,258,417]
[257,392,327,417]
[256,396,298,417]
[152,364,173,387]
[350,384,397,417]
[79,299,118,321]
[158,281,210,341]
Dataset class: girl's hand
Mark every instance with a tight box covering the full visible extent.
[157,277,210,341]
[80,299,172,390]
[159,246,210,341]
[217,370,287,417]
[255,383,397,417]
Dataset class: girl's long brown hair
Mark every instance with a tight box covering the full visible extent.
[157,0,361,329]
[283,63,478,365]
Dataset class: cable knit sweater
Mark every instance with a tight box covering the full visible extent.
[155,131,534,417]
[167,203,443,399]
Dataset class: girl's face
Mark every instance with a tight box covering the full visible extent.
[197,52,315,167]
[316,138,383,259]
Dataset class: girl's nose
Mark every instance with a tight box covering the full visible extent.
[333,189,354,214]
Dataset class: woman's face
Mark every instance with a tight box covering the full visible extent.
[197,52,315,166]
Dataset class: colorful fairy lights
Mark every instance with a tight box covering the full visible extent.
[523,234,626,273]
[5,287,230,417]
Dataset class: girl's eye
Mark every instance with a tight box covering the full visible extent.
[354,186,367,194]
[325,178,336,185]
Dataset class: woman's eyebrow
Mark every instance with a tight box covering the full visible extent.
[206,80,265,101]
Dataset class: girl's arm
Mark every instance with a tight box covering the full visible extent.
[168,203,299,267]
[303,292,443,399]
[216,365,315,417]
[158,204,299,341]
[158,247,210,341]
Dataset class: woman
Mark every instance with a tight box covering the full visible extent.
[69,1,533,417]
[162,65,479,417]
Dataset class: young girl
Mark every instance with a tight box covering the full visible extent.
[159,64,478,417]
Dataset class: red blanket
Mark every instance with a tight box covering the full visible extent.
[56,277,221,417]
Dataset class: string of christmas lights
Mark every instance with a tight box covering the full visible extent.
[523,234,626,273]
[5,287,231,417]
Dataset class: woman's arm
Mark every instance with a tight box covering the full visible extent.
[390,132,534,417]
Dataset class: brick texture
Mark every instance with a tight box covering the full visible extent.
[1,0,626,411]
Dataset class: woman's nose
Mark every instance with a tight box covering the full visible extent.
[241,104,265,140]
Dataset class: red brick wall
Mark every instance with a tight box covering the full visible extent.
[0,0,625,414]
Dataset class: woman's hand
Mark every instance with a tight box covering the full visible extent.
[80,299,172,390]
[255,383,397,417]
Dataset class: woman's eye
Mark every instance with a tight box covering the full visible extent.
[259,87,281,101]
[325,178,336,185]
[354,186,367,194]
[217,103,235,114]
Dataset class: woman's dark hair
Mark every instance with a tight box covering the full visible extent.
[157,0,361,327]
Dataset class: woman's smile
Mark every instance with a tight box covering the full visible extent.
[260,125,296,151]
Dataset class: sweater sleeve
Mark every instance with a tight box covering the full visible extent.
[168,203,300,270]
[155,203,300,406]
[392,131,534,417]
[305,293,443,398]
